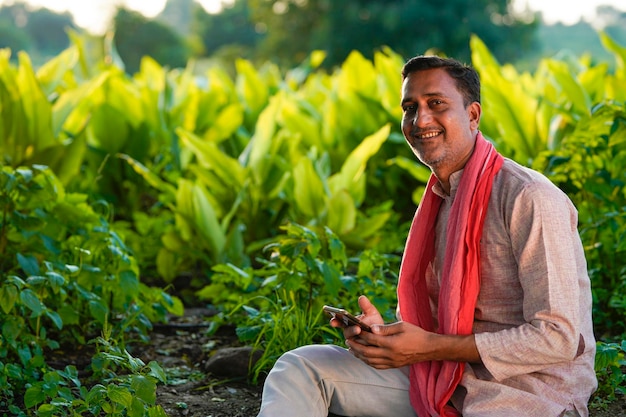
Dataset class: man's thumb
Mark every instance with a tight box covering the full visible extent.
[358,295,376,314]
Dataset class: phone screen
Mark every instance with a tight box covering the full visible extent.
[323,305,372,332]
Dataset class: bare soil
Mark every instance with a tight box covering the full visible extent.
[157,379,262,417]
[136,308,625,417]
[133,307,263,417]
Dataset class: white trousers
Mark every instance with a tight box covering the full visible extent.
[257,344,417,417]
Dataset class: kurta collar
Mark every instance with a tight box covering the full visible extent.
[432,170,464,200]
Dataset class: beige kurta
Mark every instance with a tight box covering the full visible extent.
[427,158,597,416]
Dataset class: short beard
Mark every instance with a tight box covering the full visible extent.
[412,149,444,171]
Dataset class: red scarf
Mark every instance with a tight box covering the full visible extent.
[397,132,504,416]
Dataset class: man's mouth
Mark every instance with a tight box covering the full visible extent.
[415,131,441,140]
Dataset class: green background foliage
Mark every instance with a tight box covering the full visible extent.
[2,0,626,72]
[1,0,626,413]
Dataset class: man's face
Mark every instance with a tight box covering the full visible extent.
[400,68,481,178]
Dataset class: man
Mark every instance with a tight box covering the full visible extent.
[257,56,597,417]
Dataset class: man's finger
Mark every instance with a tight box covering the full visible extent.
[370,321,403,336]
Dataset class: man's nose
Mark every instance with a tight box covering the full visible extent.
[412,110,432,126]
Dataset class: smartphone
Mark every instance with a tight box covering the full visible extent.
[323,305,372,332]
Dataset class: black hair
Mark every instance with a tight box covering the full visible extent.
[401,55,480,106]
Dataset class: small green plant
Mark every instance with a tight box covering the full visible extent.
[591,340,626,410]
[234,291,337,383]
[0,165,182,414]
[198,223,399,322]
[201,222,400,382]
[24,325,168,416]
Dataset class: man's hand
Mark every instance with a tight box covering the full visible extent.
[340,298,481,369]
[329,295,384,339]
[346,321,440,368]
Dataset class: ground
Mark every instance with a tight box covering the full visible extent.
[135,308,625,417]
[157,379,261,417]
[133,307,263,417]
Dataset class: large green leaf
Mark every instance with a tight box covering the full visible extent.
[599,31,626,102]
[600,31,626,77]
[30,132,87,186]
[174,179,195,242]
[204,103,245,143]
[1,51,56,165]
[278,96,322,149]
[89,300,109,325]
[0,284,18,314]
[236,59,269,121]
[326,190,356,235]
[45,310,63,330]
[35,46,79,97]
[156,248,177,282]
[337,50,377,98]
[17,52,56,153]
[105,73,144,129]
[374,47,404,121]
[578,63,610,105]
[192,182,227,259]
[177,128,246,189]
[130,375,157,404]
[546,60,591,117]
[242,92,282,176]
[352,211,392,241]
[107,385,133,408]
[23,385,45,408]
[175,179,226,260]
[471,35,540,164]
[50,72,103,138]
[329,124,390,205]
[388,156,431,183]
[118,153,177,195]
[293,157,327,219]
[147,360,167,383]
[119,270,140,300]
[1,317,23,343]
[87,103,130,153]
[20,289,45,316]
[17,253,40,276]
[0,50,13,153]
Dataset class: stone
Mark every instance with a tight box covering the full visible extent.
[204,346,264,378]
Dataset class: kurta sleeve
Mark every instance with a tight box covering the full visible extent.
[474,180,586,381]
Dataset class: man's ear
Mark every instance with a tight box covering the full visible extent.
[468,101,481,130]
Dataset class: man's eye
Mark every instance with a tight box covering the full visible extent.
[430,99,443,106]
[403,105,416,112]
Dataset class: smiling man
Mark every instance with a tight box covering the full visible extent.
[257,56,597,417]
